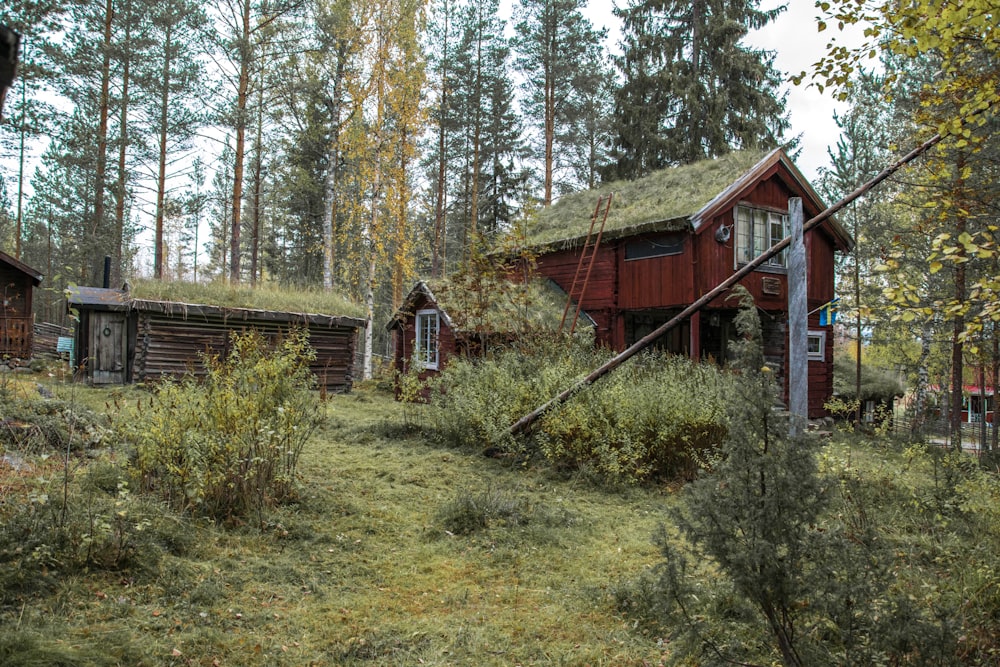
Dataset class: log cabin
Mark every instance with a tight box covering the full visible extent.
[527,148,854,418]
[65,286,365,391]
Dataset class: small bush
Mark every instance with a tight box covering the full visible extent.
[0,395,106,454]
[436,484,531,535]
[428,333,605,451]
[538,353,729,484]
[0,473,175,604]
[116,329,321,523]
[429,334,730,484]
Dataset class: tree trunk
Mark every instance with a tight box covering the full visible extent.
[912,319,932,438]
[542,10,554,207]
[431,3,449,278]
[15,37,26,260]
[689,0,701,163]
[92,0,114,278]
[113,7,131,287]
[950,160,968,449]
[229,0,252,284]
[469,16,482,234]
[364,251,376,380]
[323,45,347,291]
[249,65,264,285]
[154,21,172,280]
[993,324,998,452]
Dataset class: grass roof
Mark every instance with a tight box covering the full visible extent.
[414,276,583,334]
[834,354,906,401]
[128,279,366,319]
[525,150,769,248]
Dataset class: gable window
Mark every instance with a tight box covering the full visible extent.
[414,309,440,370]
[807,330,826,361]
[735,204,788,268]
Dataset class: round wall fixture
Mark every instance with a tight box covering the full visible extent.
[715,225,732,243]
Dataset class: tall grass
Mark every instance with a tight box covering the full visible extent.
[129,278,366,318]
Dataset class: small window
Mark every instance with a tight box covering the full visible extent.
[735,204,788,268]
[625,232,685,260]
[807,330,826,361]
[414,309,440,370]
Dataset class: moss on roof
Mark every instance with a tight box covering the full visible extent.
[403,276,583,335]
[525,150,769,248]
[129,279,366,319]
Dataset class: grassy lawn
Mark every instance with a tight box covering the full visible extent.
[5,370,1000,665]
[1,381,675,666]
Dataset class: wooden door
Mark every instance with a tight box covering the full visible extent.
[89,311,127,384]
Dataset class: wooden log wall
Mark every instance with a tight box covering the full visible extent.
[134,313,358,391]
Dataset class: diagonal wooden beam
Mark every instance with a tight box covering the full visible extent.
[508,133,943,436]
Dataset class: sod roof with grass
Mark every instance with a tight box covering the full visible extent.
[525,149,774,249]
[388,277,590,335]
[833,354,906,401]
[125,279,366,321]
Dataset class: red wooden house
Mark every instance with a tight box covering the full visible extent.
[527,148,853,418]
[0,250,43,360]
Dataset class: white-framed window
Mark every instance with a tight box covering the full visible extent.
[414,309,440,370]
[807,330,826,361]
[735,204,788,268]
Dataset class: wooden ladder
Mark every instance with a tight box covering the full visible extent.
[559,193,613,335]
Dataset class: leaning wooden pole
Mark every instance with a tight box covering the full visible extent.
[509,133,943,436]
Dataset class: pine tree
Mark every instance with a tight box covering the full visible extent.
[139,0,205,280]
[446,0,524,258]
[0,1,67,260]
[607,0,788,179]
[657,287,939,665]
[423,0,461,277]
[209,0,303,284]
[513,0,605,205]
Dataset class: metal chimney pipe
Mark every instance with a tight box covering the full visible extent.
[103,256,111,289]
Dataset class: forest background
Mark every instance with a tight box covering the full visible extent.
[0,0,998,430]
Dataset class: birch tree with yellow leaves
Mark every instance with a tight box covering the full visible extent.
[337,0,425,378]
[807,1,1000,446]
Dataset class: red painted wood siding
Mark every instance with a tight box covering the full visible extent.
[618,242,694,309]
[695,173,837,311]
[530,164,844,418]
[779,312,835,419]
[535,247,619,346]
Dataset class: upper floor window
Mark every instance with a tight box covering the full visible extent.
[414,309,440,370]
[735,204,788,268]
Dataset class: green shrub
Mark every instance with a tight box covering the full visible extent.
[0,471,177,604]
[428,333,605,451]
[538,353,729,484]
[117,329,320,523]
[429,332,729,484]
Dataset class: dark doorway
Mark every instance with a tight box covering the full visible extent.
[624,309,690,355]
